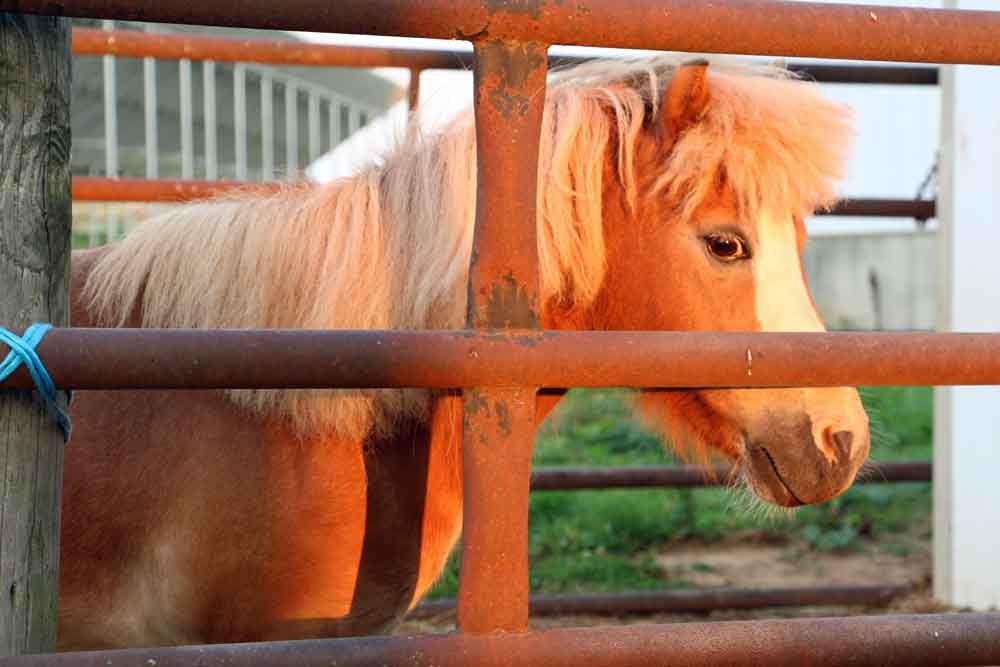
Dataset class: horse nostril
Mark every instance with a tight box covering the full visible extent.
[827,430,854,463]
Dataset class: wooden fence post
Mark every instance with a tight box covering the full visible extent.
[0,13,72,655]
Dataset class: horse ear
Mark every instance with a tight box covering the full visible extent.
[661,59,711,139]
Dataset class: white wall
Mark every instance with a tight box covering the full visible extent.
[933,0,1000,610]
[797,0,941,238]
[805,232,935,330]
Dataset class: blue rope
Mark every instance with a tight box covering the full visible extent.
[0,324,72,442]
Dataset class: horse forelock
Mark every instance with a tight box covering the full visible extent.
[652,66,852,225]
[539,56,852,302]
[82,54,851,441]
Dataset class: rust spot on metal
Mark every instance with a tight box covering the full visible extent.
[461,329,553,348]
[506,331,553,348]
[475,39,547,119]
[484,0,546,20]
[484,273,538,329]
[509,331,551,346]
[488,86,529,120]
[455,22,490,42]
[464,388,488,416]
[494,399,512,437]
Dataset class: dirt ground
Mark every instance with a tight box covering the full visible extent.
[397,532,948,635]
[654,531,931,589]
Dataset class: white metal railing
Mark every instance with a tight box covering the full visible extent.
[98,19,118,246]
[143,23,158,180]
[79,20,381,247]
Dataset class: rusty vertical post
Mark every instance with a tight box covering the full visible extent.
[457,38,549,634]
[407,67,422,111]
[0,14,72,656]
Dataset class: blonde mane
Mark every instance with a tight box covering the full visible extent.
[85,55,851,440]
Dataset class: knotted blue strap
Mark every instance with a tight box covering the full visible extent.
[0,324,72,442]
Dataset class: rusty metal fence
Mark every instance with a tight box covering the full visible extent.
[3,1,1000,665]
[71,25,940,624]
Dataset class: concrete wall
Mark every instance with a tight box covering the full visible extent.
[804,231,936,331]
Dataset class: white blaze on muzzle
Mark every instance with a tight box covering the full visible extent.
[752,212,865,467]
[752,212,824,334]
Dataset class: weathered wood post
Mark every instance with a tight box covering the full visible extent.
[0,13,72,655]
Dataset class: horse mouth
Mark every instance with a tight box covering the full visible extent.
[744,443,806,508]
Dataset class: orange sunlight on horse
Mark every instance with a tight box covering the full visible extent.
[60,56,868,649]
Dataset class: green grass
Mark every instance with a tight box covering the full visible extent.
[860,386,933,460]
[427,386,933,599]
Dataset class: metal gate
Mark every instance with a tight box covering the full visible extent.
[1,1,1000,665]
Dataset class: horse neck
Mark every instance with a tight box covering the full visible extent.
[337,120,478,333]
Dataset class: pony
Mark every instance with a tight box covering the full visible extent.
[60,55,869,649]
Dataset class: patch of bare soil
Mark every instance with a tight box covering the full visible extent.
[655,533,931,589]
[397,532,948,635]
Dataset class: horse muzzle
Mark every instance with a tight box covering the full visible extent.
[740,415,870,507]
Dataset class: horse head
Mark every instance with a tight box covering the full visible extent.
[540,59,869,507]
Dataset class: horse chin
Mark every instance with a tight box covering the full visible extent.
[739,440,805,508]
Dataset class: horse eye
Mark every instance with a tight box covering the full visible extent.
[705,234,749,261]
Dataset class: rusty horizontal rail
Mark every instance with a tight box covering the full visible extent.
[71,26,468,69]
[827,198,935,220]
[2,329,1000,391]
[410,584,912,619]
[8,613,1000,667]
[71,27,940,86]
[12,1,1000,65]
[72,176,282,202]
[72,178,934,221]
[787,63,938,86]
[530,461,930,491]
